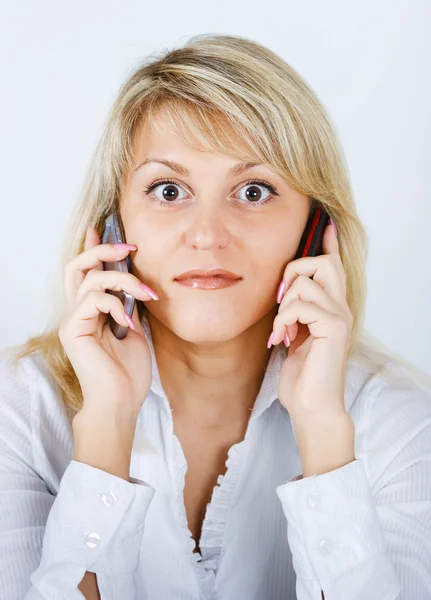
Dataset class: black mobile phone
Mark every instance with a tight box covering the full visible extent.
[294,200,331,260]
[101,212,135,340]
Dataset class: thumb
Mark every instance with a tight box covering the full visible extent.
[84,223,101,251]
[84,224,103,274]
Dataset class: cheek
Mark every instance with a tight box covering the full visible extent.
[249,225,294,273]
[125,210,168,251]
[124,218,168,281]
[133,235,167,275]
[246,226,300,299]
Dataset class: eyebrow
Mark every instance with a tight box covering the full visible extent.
[133,157,264,178]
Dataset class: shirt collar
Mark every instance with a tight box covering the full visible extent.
[140,310,285,421]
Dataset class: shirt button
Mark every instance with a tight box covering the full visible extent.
[318,540,332,554]
[85,533,101,548]
[101,491,118,507]
[307,491,321,509]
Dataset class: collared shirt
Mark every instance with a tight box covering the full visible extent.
[0,311,430,599]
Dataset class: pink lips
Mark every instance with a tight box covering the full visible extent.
[174,269,242,290]
[175,276,241,289]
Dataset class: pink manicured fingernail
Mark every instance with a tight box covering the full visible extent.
[124,312,136,330]
[277,280,286,304]
[139,282,159,300]
[283,333,290,347]
[329,217,338,238]
[267,331,274,348]
[113,243,138,250]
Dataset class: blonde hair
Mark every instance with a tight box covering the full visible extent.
[4,33,429,421]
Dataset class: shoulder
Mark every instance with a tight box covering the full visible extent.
[345,339,431,492]
[345,336,431,416]
[0,349,76,489]
[346,337,431,414]
[0,350,44,423]
[0,348,65,410]
[0,348,75,449]
[0,352,36,460]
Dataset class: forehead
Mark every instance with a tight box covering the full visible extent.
[131,106,262,167]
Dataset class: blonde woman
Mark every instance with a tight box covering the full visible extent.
[1,34,430,600]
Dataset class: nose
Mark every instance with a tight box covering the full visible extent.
[185,205,231,250]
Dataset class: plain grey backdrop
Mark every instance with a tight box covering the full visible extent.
[1,0,430,376]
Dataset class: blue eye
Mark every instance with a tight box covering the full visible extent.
[144,178,279,208]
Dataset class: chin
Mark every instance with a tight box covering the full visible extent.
[164,305,252,343]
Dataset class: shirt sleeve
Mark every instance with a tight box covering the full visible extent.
[275,381,431,600]
[0,356,155,600]
[29,460,155,599]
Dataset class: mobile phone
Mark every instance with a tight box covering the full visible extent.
[101,212,135,340]
[294,200,331,260]
[281,200,330,355]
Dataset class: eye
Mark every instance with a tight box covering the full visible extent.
[144,178,279,207]
[236,180,279,205]
[144,179,188,203]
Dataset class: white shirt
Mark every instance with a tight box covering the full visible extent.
[0,311,431,600]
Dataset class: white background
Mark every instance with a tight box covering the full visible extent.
[1,0,430,375]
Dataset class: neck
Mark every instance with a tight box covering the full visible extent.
[147,308,279,428]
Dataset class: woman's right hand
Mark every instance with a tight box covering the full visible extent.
[58,224,158,424]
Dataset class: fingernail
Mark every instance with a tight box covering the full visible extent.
[283,333,290,347]
[124,312,136,330]
[139,282,159,300]
[267,331,274,349]
[113,243,137,250]
[277,280,286,304]
[330,217,338,238]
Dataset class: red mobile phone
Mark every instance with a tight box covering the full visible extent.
[282,200,331,355]
[101,212,135,340]
[294,200,331,260]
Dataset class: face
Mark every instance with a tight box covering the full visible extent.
[120,111,311,346]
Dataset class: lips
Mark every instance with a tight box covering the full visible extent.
[175,269,241,281]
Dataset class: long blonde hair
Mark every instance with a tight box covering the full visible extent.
[5,33,429,418]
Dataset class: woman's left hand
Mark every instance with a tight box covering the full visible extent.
[270,219,353,424]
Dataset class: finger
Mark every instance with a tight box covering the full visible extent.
[75,240,137,274]
[83,224,103,292]
[126,299,146,337]
[60,290,131,344]
[277,271,345,346]
[276,271,351,347]
[278,252,346,307]
[64,242,137,308]
[278,274,342,317]
[322,218,340,258]
[74,269,157,306]
[321,221,344,284]
[84,224,101,251]
[278,221,344,298]
[271,299,349,346]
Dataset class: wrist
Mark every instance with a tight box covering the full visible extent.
[72,409,139,481]
[73,401,140,435]
[291,411,355,478]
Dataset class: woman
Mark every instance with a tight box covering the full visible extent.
[1,33,430,600]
